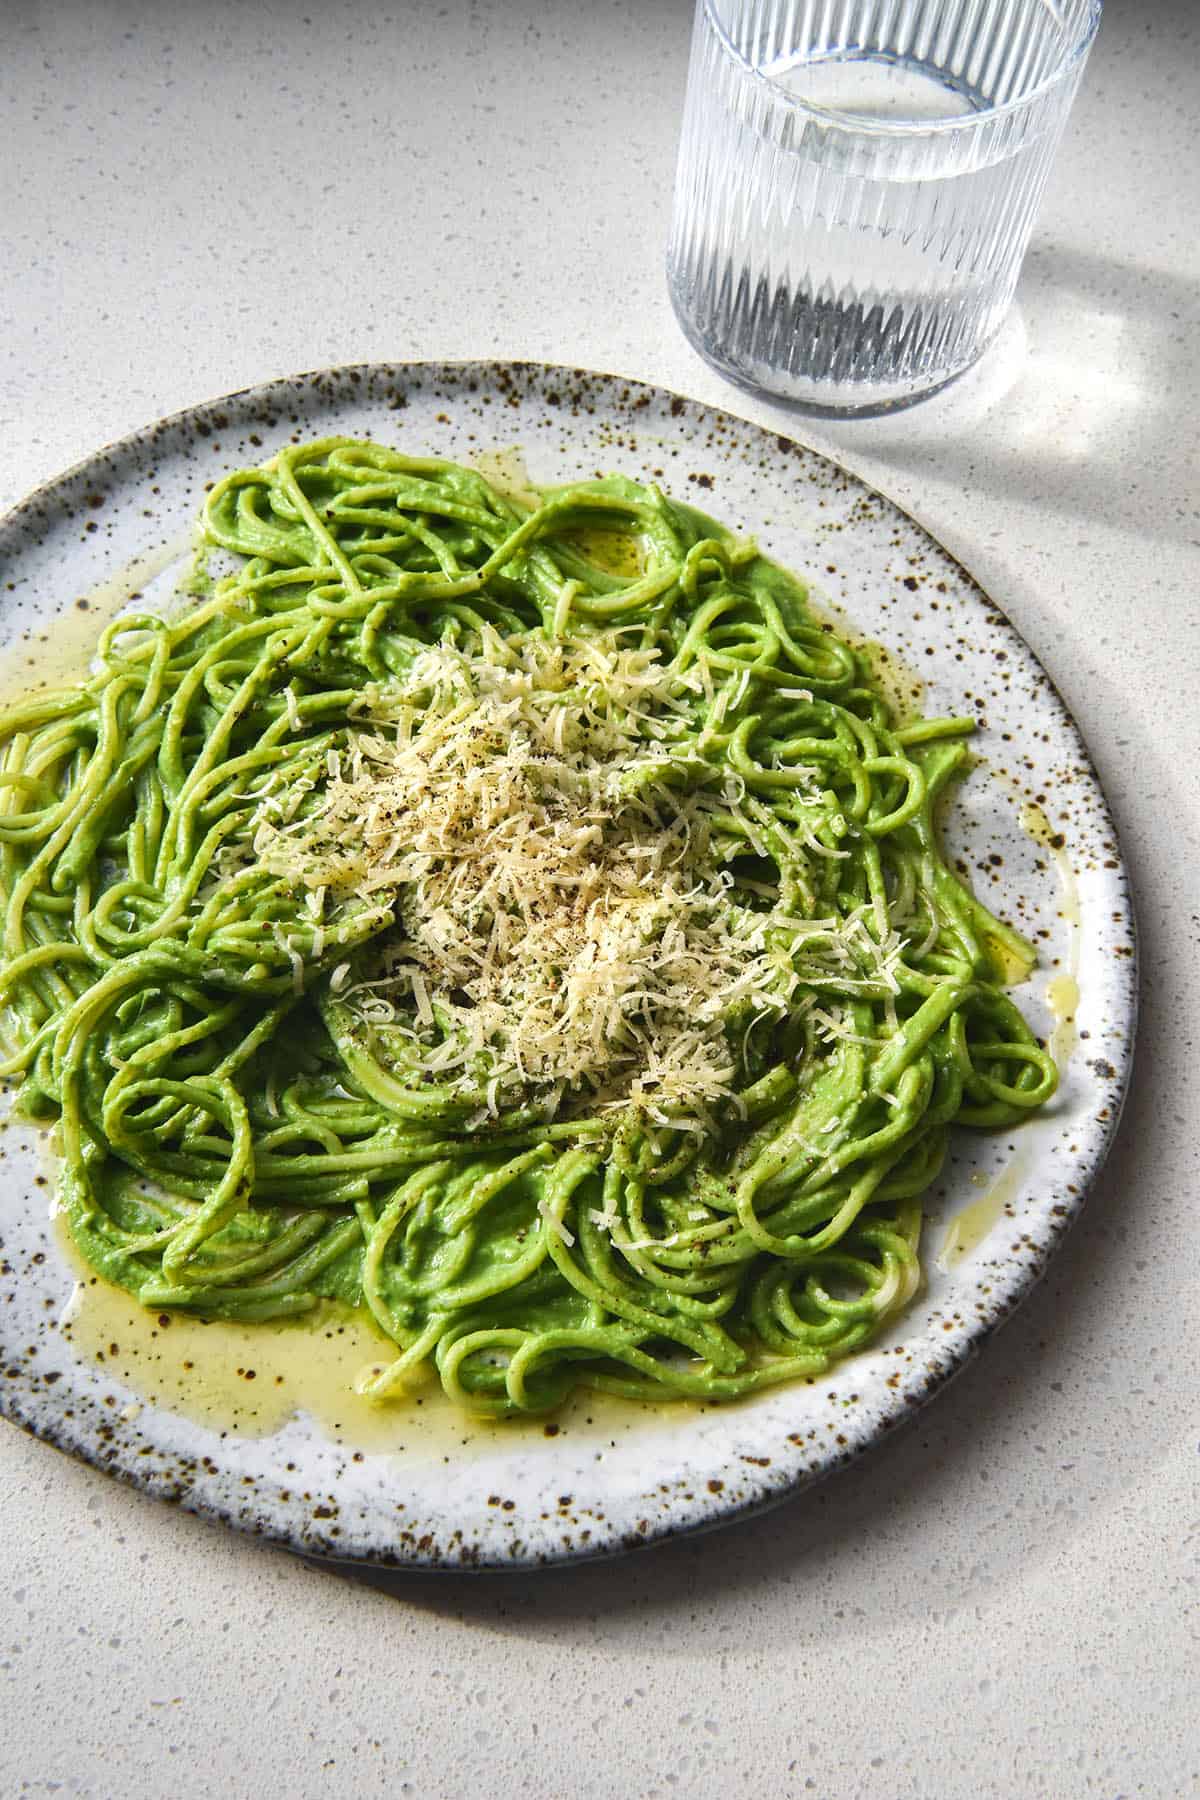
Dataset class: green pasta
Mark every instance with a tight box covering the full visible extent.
[0,439,1057,1415]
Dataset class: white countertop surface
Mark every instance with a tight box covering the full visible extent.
[1,2,1196,1795]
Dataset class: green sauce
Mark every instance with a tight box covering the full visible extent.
[0,439,1056,1416]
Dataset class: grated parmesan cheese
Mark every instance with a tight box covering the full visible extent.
[249,629,908,1130]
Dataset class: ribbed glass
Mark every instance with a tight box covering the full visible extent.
[667,0,1101,414]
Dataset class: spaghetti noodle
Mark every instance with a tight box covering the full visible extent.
[0,439,1056,1414]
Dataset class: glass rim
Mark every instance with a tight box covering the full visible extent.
[700,0,1103,137]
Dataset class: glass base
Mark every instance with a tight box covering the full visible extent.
[668,282,994,419]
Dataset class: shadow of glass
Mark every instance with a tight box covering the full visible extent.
[819,241,1197,548]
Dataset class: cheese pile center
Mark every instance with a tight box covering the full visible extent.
[252,629,900,1130]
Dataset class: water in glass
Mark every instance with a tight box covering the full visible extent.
[667,0,1100,414]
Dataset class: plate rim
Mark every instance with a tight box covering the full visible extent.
[0,358,1138,1569]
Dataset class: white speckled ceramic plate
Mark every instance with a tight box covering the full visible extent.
[0,363,1135,1567]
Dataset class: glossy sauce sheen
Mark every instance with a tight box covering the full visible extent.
[0,535,195,695]
[806,589,926,725]
[56,1210,672,1455]
[1019,800,1082,1068]
[937,1146,1032,1269]
[934,795,1082,1269]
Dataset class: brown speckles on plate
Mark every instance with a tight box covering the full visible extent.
[0,360,1135,1570]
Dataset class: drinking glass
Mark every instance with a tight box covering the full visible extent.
[667,0,1101,414]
